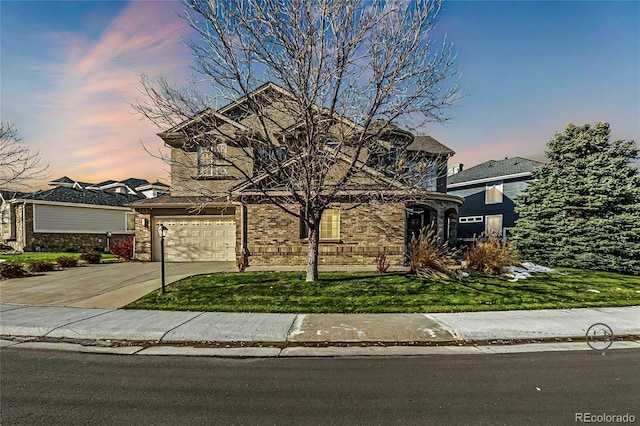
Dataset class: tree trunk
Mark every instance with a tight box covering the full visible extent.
[306,224,320,282]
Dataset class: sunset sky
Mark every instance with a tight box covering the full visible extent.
[1,0,638,188]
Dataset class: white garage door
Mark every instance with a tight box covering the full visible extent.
[156,217,236,262]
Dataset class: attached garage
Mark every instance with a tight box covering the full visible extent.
[153,217,236,262]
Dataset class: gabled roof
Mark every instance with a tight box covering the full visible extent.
[135,180,170,191]
[407,136,454,156]
[49,176,85,189]
[447,157,543,185]
[16,186,142,207]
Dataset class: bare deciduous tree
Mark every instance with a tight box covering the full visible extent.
[134,0,462,281]
[0,122,48,190]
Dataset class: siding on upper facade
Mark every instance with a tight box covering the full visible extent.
[449,177,534,239]
[33,204,133,234]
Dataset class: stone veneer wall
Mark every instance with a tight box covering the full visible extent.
[134,213,152,261]
[24,232,132,253]
[245,202,406,266]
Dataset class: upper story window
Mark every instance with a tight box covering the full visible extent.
[486,182,503,204]
[198,143,228,177]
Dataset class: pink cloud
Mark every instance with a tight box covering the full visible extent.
[30,1,193,187]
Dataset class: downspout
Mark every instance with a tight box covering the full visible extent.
[22,203,26,250]
[241,203,248,265]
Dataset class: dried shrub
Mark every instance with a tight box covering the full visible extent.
[26,260,56,273]
[407,226,458,280]
[237,252,248,272]
[57,256,78,268]
[110,237,134,261]
[0,262,26,279]
[80,251,102,264]
[464,234,520,275]
[375,252,390,273]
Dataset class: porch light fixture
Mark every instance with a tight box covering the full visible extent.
[157,223,169,293]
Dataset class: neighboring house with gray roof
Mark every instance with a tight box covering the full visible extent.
[447,157,543,242]
[1,177,168,252]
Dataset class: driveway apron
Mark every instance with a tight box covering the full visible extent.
[0,261,235,309]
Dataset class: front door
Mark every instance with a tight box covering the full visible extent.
[405,207,431,246]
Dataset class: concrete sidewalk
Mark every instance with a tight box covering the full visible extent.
[1,304,638,357]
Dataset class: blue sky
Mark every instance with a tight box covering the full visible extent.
[1,0,638,186]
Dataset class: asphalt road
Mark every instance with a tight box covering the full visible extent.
[1,349,638,425]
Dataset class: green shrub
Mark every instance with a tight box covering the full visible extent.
[80,252,102,264]
[26,260,56,273]
[407,226,458,280]
[0,262,26,279]
[57,256,78,268]
[465,235,520,275]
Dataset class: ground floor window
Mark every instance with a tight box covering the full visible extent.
[459,216,483,223]
[126,213,136,231]
[485,214,503,235]
[301,208,340,240]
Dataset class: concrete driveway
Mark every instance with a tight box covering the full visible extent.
[0,262,236,309]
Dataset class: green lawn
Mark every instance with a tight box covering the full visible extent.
[126,269,640,313]
[0,252,117,263]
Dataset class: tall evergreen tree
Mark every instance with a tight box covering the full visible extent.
[512,123,640,275]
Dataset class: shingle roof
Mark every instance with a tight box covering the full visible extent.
[19,186,142,207]
[0,190,29,201]
[50,176,76,184]
[447,157,543,185]
[120,178,150,189]
[93,180,118,187]
[407,136,454,155]
[127,194,213,208]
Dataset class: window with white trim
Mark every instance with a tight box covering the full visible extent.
[459,216,483,223]
[485,182,503,204]
[126,213,136,231]
[1,206,10,237]
[486,215,503,235]
[198,143,228,177]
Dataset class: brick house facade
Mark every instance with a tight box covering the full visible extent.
[130,83,463,265]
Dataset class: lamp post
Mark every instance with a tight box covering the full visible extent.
[106,231,112,252]
[157,223,168,293]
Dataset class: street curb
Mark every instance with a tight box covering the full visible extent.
[2,336,639,358]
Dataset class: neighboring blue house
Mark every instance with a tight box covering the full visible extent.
[447,157,543,242]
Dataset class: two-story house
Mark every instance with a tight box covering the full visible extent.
[447,157,543,242]
[130,83,463,265]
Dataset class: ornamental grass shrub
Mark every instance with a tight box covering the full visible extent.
[407,226,458,280]
[465,234,520,275]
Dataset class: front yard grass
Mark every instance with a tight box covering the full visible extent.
[126,268,640,313]
[0,252,117,264]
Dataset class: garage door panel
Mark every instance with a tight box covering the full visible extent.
[156,216,235,262]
